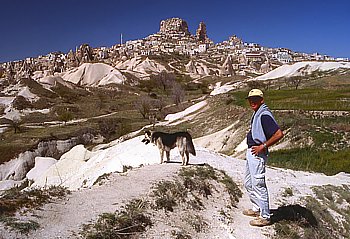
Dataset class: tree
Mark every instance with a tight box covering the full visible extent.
[12,95,32,111]
[154,71,176,91]
[285,76,302,90]
[9,118,22,133]
[171,82,185,106]
[290,76,303,90]
[58,110,74,125]
[98,118,117,141]
[246,80,268,91]
[135,96,152,119]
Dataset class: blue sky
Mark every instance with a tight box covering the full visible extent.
[1,0,349,63]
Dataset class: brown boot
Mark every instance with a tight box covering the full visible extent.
[242,209,260,217]
[249,217,271,227]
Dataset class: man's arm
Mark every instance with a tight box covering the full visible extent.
[251,129,284,155]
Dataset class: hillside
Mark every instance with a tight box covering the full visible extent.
[254,61,350,81]
[1,15,350,239]
[1,131,349,238]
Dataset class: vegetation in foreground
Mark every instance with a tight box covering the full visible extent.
[0,185,70,235]
[78,165,242,239]
[272,185,350,239]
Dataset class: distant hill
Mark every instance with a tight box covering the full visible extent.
[254,61,350,81]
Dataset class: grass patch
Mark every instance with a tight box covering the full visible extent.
[272,185,350,239]
[0,185,70,234]
[0,216,40,235]
[269,147,350,175]
[229,88,350,111]
[151,180,188,212]
[184,214,208,233]
[281,187,294,197]
[0,185,70,216]
[152,164,242,211]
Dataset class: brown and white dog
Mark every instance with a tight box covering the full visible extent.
[142,130,196,166]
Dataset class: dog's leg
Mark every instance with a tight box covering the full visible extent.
[160,149,164,164]
[179,147,185,166]
[185,151,190,166]
[166,150,170,163]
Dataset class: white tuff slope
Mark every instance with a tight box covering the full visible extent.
[115,56,167,76]
[13,138,350,239]
[254,61,350,81]
[61,63,126,86]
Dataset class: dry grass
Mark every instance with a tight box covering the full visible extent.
[0,185,70,234]
[78,165,242,238]
[272,185,350,239]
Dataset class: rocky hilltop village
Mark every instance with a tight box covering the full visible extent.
[1,17,348,82]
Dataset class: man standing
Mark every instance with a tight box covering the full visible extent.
[243,89,284,227]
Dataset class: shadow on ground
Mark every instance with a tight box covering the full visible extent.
[270,204,318,227]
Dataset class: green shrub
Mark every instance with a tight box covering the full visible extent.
[80,199,152,239]
[151,180,187,212]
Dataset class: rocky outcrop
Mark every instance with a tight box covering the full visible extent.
[26,157,58,182]
[196,21,208,42]
[77,44,94,63]
[185,60,198,74]
[0,139,75,181]
[229,35,243,46]
[0,133,95,182]
[220,55,235,76]
[159,18,190,35]
[61,63,126,86]
[185,60,210,76]
[260,60,271,73]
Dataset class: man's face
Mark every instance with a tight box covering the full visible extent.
[248,96,263,112]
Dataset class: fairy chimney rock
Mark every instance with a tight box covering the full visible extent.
[196,21,208,42]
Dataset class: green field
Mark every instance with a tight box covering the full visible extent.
[230,88,350,111]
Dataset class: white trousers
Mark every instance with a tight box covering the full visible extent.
[244,148,270,219]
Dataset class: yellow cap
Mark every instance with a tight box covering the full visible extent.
[246,89,263,99]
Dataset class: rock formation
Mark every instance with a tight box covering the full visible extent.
[220,55,235,76]
[77,43,94,63]
[260,60,271,73]
[229,35,243,46]
[196,21,208,42]
[159,18,190,35]
[186,60,198,74]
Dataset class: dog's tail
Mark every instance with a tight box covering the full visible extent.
[186,134,196,156]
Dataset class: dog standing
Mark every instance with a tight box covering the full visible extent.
[142,130,196,166]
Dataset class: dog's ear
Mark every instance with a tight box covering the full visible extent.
[142,131,151,145]
[142,138,150,144]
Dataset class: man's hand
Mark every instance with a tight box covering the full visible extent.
[251,144,265,156]
[251,129,284,156]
